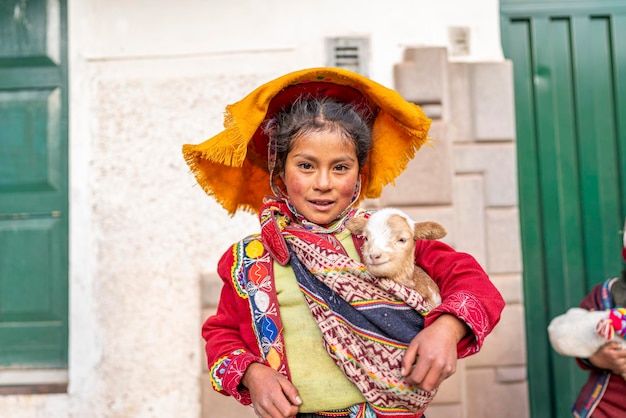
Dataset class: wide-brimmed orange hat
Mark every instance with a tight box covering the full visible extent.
[182,67,431,215]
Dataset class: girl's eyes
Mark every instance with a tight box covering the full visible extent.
[296,163,352,171]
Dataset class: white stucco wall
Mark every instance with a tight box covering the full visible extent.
[0,1,505,417]
[76,0,503,85]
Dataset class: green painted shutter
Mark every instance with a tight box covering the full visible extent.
[501,1,626,416]
[0,0,68,368]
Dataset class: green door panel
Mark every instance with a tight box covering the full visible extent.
[501,1,626,416]
[0,0,68,368]
[0,0,50,58]
[0,215,67,366]
[0,89,63,195]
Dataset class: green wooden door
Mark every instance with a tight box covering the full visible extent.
[0,0,68,368]
[501,0,626,416]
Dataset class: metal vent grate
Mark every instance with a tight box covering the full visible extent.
[326,37,370,77]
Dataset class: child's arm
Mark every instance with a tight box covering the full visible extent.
[202,247,267,405]
[587,342,626,375]
[203,244,302,416]
[400,240,504,391]
[401,313,469,391]
[414,239,505,357]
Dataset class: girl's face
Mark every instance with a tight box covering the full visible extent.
[282,129,360,225]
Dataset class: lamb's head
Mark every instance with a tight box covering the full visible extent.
[345,208,446,283]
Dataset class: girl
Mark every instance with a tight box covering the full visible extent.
[183,67,504,418]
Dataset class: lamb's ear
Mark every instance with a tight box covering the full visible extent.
[414,221,447,240]
[345,217,367,235]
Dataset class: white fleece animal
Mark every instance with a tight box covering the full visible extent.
[548,220,626,380]
[548,306,626,381]
[345,208,446,310]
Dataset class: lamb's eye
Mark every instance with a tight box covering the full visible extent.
[397,238,407,243]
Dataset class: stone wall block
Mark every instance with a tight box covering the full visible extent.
[486,208,522,273]
[393,47,448,119]
[466,369,529,418]
[201,272,222,308]
[453,175,486,265]
[454,143,518,207]
[466,304,526,367]
[381,121,453,206]
[448,62,473,142]
[496,366,527,383]
[424,404,463,418]
[489,273,524,304]
[394,46,448,103]
[470,61,516,141]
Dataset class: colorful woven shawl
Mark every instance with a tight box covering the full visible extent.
[260,199,436,415]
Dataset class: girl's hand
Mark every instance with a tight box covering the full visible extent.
[401,314,469,391]
[241,362,302,418]
[588,341,626,375]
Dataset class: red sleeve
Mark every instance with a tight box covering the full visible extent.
[415,239,505,357]
[579,284,604,310]
[202,245,266,405]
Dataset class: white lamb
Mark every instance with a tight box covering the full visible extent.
[548,221,626,380]
[345,208,446,310]
[548,306,626,379]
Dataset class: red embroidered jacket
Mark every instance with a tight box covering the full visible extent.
[202,233,504,417]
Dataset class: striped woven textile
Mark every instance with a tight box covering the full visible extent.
[285,226,435,414]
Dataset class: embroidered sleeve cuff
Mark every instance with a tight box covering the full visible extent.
[426,291,490,357]
[209,349,265,405]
